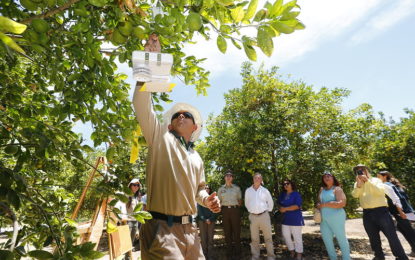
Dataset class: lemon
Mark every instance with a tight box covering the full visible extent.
[186,13,202,32]
[31,19,49,33]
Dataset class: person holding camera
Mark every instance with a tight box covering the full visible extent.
[352,164,408,260]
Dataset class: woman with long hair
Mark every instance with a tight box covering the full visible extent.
[377,171,415,256]
[317,173,350,260]
[277,179,304,260]
[126,178,142,251]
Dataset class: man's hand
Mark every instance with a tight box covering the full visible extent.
[205,192,221,213]
[206,219,212,225]
[356,176,365,188]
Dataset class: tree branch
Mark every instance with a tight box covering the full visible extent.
[0,202,18,251]
[20,0,82,24]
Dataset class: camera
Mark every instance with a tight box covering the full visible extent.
[356,169,364,175]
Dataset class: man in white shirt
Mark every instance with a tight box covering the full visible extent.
[245,172,276,260]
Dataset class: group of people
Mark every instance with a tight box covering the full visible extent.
[128,74,415,260]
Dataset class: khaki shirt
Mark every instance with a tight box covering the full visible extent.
[218,184,242,206]
[132,88,209,216]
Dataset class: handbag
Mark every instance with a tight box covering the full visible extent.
[274,210,284,224]
[313,208,321,224]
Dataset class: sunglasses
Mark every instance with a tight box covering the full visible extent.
[171,111,194,121]
[130,183,140,187]
[283,182,291,186]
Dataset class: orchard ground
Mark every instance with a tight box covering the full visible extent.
[95,211,415,260]
[2,211,413,259]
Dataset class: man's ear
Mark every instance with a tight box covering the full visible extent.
[168,124,173,131]
[192,124,198,132]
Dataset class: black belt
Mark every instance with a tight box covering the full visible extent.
[149,211,193,226]
[222,205,239,209]
[250,211,267,216]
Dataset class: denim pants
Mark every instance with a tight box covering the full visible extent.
[394,214,415,252]
[363,207,408,260]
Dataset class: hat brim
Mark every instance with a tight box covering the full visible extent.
[353,165,369,172]
[163,103,203,142]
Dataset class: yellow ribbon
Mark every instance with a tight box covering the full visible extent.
[129,126,142,163]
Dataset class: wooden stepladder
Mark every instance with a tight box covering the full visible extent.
[70,156,133,259]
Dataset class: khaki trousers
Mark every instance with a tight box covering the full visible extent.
[249,212,276,260]
[140,219,205,260]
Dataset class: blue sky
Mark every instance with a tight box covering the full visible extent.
[75,0,415,143]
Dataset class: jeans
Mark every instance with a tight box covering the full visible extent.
[394,214,415,252]
[363,207,408,260]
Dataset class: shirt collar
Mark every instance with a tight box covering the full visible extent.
[170,130,194,151]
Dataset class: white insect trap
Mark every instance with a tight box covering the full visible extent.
[132,51,175,92]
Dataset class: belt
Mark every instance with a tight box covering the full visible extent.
[250,211,267,216]
[149,211,193,226]
[222,205,239,209]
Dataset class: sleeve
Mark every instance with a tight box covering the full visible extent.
[217,187,223,202]
[244,189,250,212]
[351,182,363,198]
[266,189,274,212]
[366,178,386,196]
[384,185,402,209]
[294,192,303,208]
[132,85,160,146]
[237,186,242,200]
[195,167,209,207]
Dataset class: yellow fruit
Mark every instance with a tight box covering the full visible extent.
[186,13,202,32]
[31,19,49,33]
[118,21,133,37]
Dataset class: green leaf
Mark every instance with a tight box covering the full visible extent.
[269,0,283,17]
[230,6,245,23]
[257,25,274,56]
[231,38,242,49]
[65,217,78,227]
[243,0,258,21]
[253,9,268,22]
[243,43,257,61]
[28,250,54,259]
[43,236,53,247]
[217,35,227,53]
[0,32,25,54]
[88,0,108,7]
[214,0,234,6]
[0,16,27,34]
[7,189,20,210]
[0,250,13,260]
[154,104,164,112]
[106,147,116,160]
[269,20,295,34]
[281,11,300,20]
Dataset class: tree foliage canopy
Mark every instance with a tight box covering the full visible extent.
[200,63,415,212]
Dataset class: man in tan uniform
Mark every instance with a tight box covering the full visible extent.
[218,171,242,259]
[133,83,221,260]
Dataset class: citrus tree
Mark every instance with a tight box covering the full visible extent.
[1,0,304,258]
[200,63,386,211]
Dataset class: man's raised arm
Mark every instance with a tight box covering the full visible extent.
[132,83,160,146]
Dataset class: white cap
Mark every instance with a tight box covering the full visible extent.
[163,103,203,142]
[128,178,140,186]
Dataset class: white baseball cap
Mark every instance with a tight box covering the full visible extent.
[128,178,140,186]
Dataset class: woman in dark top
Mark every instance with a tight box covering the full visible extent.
[197,185,216,260]
[277,180,304,260]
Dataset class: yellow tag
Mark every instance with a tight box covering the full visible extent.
[129,126,142,163]
[139,83,147,92]
[167,83,176,92]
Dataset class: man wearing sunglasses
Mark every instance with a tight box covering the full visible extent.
[132,82,221,260]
